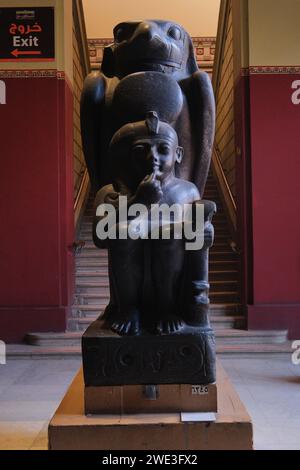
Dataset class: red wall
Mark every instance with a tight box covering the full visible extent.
[0,74,74,342]
[250,74,300,303]
[235,71,300,338]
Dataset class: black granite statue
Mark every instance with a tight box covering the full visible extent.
[93,112,215,336]
[81,20,215,197]
[81,20,216,386]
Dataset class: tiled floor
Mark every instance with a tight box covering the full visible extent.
[221,356,300,450]
[0,356,299,450]
[0,359,80,450]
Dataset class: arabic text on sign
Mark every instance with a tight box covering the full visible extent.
[9,23,42,35]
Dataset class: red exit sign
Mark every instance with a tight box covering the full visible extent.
[0,7,55,61]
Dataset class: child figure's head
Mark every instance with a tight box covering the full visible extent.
[131,111,183,182]
[110,111,183,191]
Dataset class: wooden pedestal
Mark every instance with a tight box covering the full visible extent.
[85,382,217,414]
[48,362,253,450]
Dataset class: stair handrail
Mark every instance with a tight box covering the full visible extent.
[73,0,90,78]
[211,0,237,237]
[213,146,237,233]
[212,0,231,93]
[73,0,91,229]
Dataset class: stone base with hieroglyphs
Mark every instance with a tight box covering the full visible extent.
[82,319,216,387]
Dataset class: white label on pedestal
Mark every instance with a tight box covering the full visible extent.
[181,412,216,422]
[191,385,209,395]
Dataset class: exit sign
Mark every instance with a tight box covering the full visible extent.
[0,7,55,61]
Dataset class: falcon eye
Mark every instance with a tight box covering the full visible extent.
[167,26,182,40]
[115,27,127,43]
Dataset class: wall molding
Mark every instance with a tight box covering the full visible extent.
[0,69,66,79]
[0,68,74,93]
[241,65,300,75]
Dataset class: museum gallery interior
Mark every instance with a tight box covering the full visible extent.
[0,0,299,451]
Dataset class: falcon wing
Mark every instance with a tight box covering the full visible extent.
[80,71,106,191]
[184,71,216,197]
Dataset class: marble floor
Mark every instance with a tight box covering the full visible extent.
[0,356,299,450]
[221,356,300,450]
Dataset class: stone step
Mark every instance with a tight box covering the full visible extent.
[213,238,232,246]
[83,211,230,219]
[26,331,83,347]
[210,252,236,260]
[76,272,109,279]
[75,259,239,271]
[69,314,245,331]
[81,239,231,246]
[78,239,232,253]
[74,290,239,304]
[75,279,238,293]
[25,328,288,348]
[8,341,292,359]
[75,266,237,275]
[79,246,234,259]
[209,291,239,302]
[77,250,108,257]
[79,233,230,245]
[76,258,108,265]
[76,283,110,295]
[215,329,288,344]
[202,187,219,192]
[73,293,109,304]
[80,217,228,227]
[76,251,236,263]
[202,195,220,200]
[71,302,242,318]
[75,270,238,283]
[80,231,232,245]
[76,267,109,275]
[84,211,234,220]
[216,343,293,356]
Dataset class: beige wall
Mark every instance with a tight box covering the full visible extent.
[83,0,220,38]
[248,0,300,66]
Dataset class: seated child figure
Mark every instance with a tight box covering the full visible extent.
[93,112,215,336]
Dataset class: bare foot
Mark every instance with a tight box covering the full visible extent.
[111,310,140,336]
[156,315,184,335]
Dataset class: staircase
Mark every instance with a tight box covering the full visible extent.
[7,172,289,359]
[70,173,244,333]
